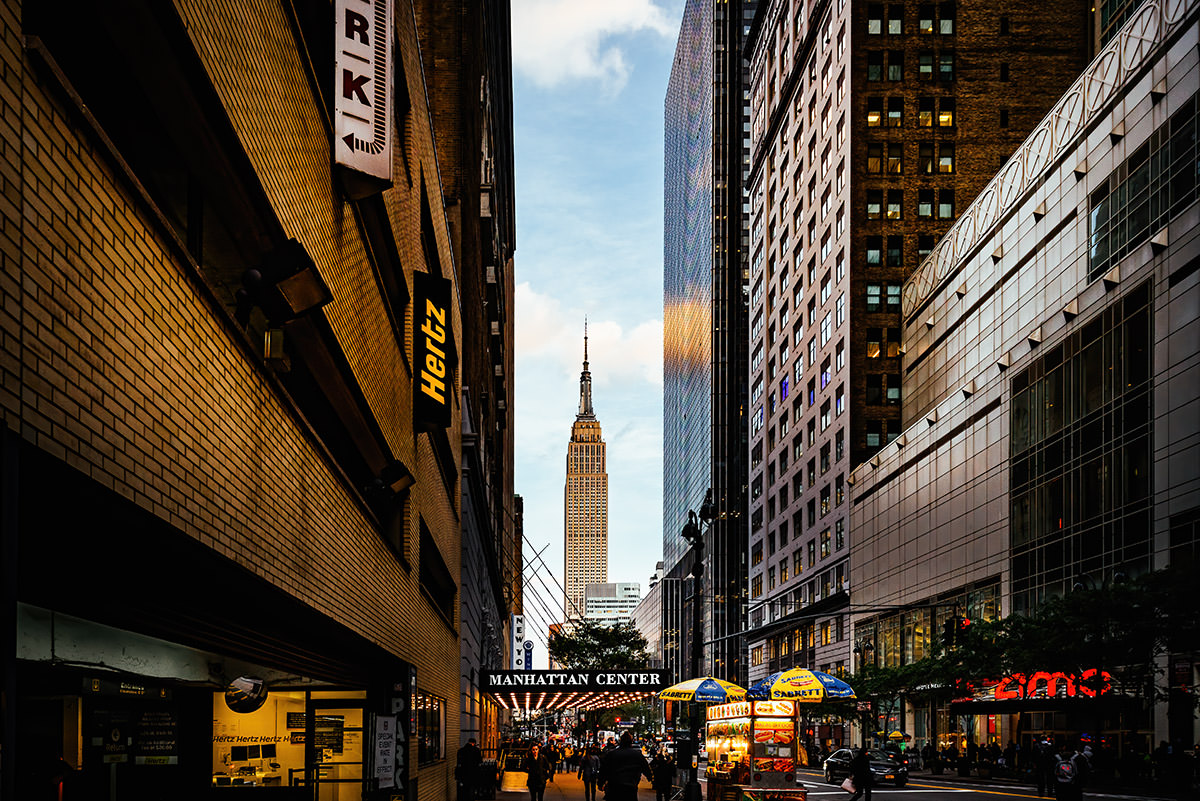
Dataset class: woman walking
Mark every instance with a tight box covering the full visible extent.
[524,743,554,801]
[578,746,602,801]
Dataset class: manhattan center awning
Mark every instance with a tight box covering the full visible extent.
[481,669,672,712]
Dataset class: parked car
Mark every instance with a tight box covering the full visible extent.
[823,748,908,787]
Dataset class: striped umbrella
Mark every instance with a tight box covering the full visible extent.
[746,668,856,702]
[658,676,747,703]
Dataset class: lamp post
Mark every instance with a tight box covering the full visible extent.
[680,490,714,801]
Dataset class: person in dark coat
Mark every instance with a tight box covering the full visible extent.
[650,750,675,801]
[524,743,555,801]
[599,732,653,801]
[456,738,483,801]
[848,748,874,801]
[578,746,602,801]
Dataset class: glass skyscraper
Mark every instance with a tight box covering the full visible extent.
[663,0,756,686]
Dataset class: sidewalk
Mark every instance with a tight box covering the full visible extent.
[494,766,1184,801]
[496,768,661,801]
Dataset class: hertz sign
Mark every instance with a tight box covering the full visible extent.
[414,272,454,430]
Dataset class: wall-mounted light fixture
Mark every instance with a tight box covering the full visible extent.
[236,239,333,327]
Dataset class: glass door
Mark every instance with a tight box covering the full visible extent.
[305,693,367,801]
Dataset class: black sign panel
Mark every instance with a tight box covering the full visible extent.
[481,670,672,693]
[413,271,453,431]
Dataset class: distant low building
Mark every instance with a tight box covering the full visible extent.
[584,582,642,627]
[632,563,667,667]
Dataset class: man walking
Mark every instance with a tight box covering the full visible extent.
[848,748,873,801]
[599,732,653,801]
[456,738,483,801]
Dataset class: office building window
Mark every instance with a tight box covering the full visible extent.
[940,53,955,81]
[918,4,934,33]
[867,189,882,219]
[867,4,883,34]
[867,97,883,127]
[940,3,955,34]
[866,283,882,311]
[866,236,882,265]
[918,96,935,126]
[939,97,955,126]
[887,236,902,266]
[938,188,955,218]
[919,52,933,79]
[887,190,903,219]
[939,142,955,173]
[888,51,903,80]
[867,51,883,80]
[1088,94,1198,281]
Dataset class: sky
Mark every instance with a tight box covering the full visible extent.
[511,0,685,661]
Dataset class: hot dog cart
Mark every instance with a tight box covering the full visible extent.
[705,700,808,801]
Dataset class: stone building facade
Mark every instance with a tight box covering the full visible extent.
[742,0,1091,711]
[851,0,1199,753]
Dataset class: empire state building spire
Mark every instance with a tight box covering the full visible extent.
[577,320,595,419]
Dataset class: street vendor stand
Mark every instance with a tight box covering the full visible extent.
[705,700,809,801]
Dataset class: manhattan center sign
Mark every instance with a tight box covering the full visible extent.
[481,670,671,711]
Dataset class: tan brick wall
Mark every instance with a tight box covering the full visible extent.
[4,1,463,797]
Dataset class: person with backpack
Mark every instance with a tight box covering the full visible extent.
[578,746,602,801]
[1053,744,1086,801]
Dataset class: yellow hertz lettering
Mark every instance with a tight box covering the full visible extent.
[420,300,448,404]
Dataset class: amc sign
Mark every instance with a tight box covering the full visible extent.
[993,670,1112,700]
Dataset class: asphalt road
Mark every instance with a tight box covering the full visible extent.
[496,766,1168,801]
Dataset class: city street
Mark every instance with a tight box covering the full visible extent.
[494,766,1176,801]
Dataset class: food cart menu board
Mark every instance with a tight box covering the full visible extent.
[752,718,794,744]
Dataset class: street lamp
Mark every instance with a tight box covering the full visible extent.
[680,489,713,801]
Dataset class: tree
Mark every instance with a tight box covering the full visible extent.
[548,620,651,670]
[936,568,1200,743]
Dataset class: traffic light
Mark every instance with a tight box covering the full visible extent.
[957,616,972,641]
[942,618,956,646]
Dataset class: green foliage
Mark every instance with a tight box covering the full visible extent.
[547,620,651,671]
[936,568,1199,705]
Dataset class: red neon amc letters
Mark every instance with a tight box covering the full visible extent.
[993,669,1111,700]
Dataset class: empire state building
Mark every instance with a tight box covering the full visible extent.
[564,326,608,621]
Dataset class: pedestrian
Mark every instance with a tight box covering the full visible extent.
[598,732,653,801]
[650,750,675,801]
[1052,744,1085,801]
[456,737,483,801]
[847,747,873,801]
[1035,740,1055,798]
[524,743,554,801]
[578,746,602,801]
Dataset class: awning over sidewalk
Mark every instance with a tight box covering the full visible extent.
[481,669,671,712]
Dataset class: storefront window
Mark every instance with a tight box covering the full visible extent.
[417,691,445,765]
[211,691,307,788]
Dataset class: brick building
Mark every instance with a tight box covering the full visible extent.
[411,0,521,758]
[742,0,1090,719]
[0,1,512,799]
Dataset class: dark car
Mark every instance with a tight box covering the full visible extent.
[823,748,908,787]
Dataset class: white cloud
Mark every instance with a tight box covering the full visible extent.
[515,282,662,390]
[512,0,678,92]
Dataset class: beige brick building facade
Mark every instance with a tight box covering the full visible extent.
[0,1,504,799]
